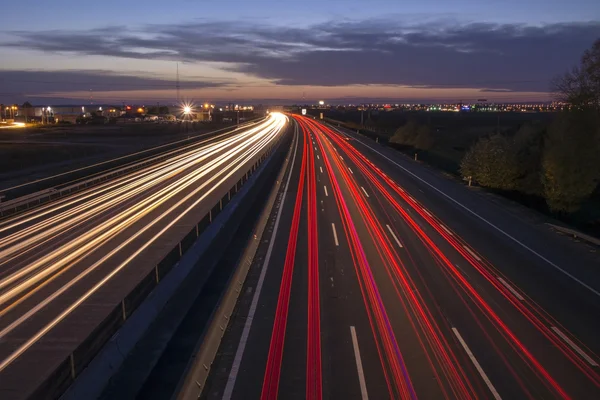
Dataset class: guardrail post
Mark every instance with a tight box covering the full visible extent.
[155,265,160,283]
[219,199,222,210]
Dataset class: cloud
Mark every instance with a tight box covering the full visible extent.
[0,69,227,100]
[2,19,599,93]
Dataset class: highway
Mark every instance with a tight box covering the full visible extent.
[0,113,287,399]
[204,115,600,399]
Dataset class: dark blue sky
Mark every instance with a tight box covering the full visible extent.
[1,0,599,103]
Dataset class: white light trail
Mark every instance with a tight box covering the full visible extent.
[0,114,287,371]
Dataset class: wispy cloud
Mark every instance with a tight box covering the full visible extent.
[2,19,599,95]
[0,69,228,99]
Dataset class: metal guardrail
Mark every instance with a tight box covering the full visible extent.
[546,223,600,247]
[0,118,265,217]
[27,131,284,400]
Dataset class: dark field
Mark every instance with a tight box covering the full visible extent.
[0,121,238,188]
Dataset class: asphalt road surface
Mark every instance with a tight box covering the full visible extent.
[205,115,600,400]
[0,114,287,399]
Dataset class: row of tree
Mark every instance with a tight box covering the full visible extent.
[460,111,600,212]
[461,39,600,213]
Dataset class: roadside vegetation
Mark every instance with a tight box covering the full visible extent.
[459,39,600,215]
[324,39,600,234]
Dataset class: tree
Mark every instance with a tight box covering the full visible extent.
[460,134,519,191]
[414,125,436,150]
[542,110,600,212]
[553,38,600,108]
[512,123,545,195]
[390,119,420,145]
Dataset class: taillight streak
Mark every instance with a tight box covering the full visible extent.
[317,120,584,398]
[299,117,418,399]
[305,122,322,400]
[261,122,308,400]
[303,117,476,399]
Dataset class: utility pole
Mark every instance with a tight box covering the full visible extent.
[176,63,180,104]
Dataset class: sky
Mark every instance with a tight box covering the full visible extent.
[1,0,599,105]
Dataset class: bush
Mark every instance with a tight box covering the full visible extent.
[391,120,437,150]
[460,134,519,191]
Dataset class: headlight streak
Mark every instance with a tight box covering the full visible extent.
[0,118,282,300]
[0,113,287,372]
[1,122,278,289]
[0,121,266,234]
[0,118,280,245]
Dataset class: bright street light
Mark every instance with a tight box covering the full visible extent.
[183,106,191,114]
[319,100,325,106]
